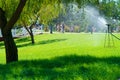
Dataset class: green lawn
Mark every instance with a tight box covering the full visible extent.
[0,33,120,80]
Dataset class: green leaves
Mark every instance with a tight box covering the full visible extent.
[1,0,119,27]
[0,0,19,20]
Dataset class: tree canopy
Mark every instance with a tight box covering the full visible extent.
[1,0,120,64]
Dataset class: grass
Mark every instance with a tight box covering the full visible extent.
[0,33,120,80]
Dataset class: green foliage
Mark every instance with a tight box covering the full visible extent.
[0,0,19,20]
[16,0,63,27]
[38,2,60,25]
[98,0,120,20]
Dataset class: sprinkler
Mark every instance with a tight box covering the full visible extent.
[106,24,111,33]
[104,24,120,47]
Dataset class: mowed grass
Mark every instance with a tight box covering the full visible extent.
[0,33,120,80]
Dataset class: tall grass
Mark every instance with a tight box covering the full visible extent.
[0,33,120,80]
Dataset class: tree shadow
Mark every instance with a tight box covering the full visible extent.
[16,39,67,48]
[37,39,67,44]
[0,55,120,80]
[0,37,30,49]
[1,37,67,48]
[15,37,31,43]
[0,42,4,49]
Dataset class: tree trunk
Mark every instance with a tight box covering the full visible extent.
[29,26,35,44]
[0,8,18,63]
[0,0,27,64]
[23,21,35,44]
[50,26,53,34]
[2,30,18,63]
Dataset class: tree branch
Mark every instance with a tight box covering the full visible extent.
[4,0,27,32]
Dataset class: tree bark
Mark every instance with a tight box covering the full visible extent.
[29,24,35,44]
[4,0,27,32]
[0,8,17,63]
[2,30,18,63]
[49,23,53,34]
[0,0,27,64]
[22,21,35,44]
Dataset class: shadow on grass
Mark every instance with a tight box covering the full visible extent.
[16,39,67,48]
[0,37,31,49]
[0,42,4,49]
[1,37,67,48]
[0,55,120,80]
[15,37,31,43]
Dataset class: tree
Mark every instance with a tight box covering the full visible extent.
[17,0,62,44]
[38,1,63,34]
[17,0,43,44]
[0,0,27,63]
[0,0,62,63]
[0,0,105,64]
